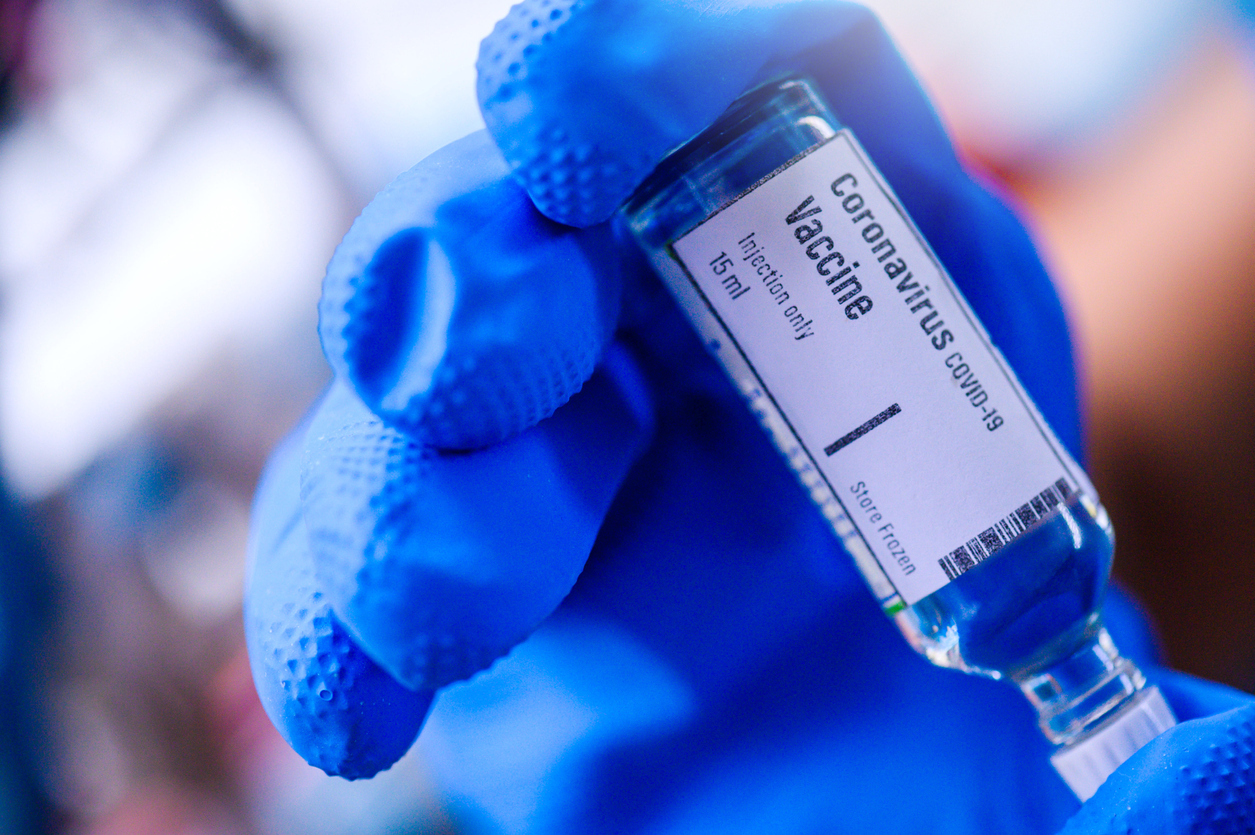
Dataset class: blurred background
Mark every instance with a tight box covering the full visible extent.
[0,0,1252,831]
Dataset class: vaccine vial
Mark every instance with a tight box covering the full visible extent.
[620,74,1175,800]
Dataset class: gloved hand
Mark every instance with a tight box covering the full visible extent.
[245,1,1255,831]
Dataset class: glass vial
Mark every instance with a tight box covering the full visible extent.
[619,75,1175,801]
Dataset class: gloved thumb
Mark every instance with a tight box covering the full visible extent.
[1058,670,1255,834]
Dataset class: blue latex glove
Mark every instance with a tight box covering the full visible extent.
[245,1,1255,830]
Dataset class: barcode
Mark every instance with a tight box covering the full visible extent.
[938,478,1073,581]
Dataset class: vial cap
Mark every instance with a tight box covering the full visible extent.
[1051,685,1177,801]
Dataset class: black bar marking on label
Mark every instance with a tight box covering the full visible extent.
[824,403,902,456]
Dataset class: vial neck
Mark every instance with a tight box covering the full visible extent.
[1014,627,1146,746]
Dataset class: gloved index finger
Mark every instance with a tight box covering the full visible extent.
[477,0,952,230]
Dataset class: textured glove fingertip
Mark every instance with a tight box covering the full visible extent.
[246,558,433,780]
[1061,703,1255,834]
[301,355,652,692]
[477,0,779,229]
[299,395,510,689]
[246,427,432,779]
[477,0,649,228]
[319,131,620,450]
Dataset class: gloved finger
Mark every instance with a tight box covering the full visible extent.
[1059,699,1255,834]
[478,0,1082,457]
[244,418,433,779]
[479,0,877,229]
[318,130,622,449]
[1154,668,1255,722]
[300,343,653,692]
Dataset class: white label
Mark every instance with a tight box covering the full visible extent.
[669,131,1094,606]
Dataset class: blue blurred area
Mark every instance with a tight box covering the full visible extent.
[0,489,53,834]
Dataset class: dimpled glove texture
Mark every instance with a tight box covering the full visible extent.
[244,0,1255,830]
[318,132,621,449]
[1059,682,1255,835]
[245,423,433,778]
[246,131,652,774]
[300,358,651,692]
